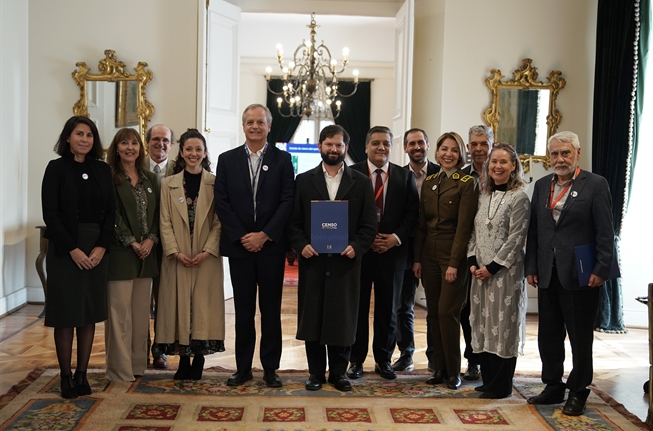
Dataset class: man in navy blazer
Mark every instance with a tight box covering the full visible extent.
[214,104,295,388]
[391,128,440,373]
[347,126,419,380]
[525,131,614,416]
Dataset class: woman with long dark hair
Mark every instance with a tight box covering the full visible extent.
[104,128,160,381]
[155,129,225,380]
[42,116,115,398]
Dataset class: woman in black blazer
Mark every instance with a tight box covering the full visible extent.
[41,116,115,398]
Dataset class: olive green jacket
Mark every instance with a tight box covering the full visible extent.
[108,169,160,280]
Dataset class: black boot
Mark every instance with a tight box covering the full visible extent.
[174,355,191,380]
[60,374,78,399]
[74,370,92,396]
[190,355,205,380]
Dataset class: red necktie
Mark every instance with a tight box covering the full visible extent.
[375,168,384,227]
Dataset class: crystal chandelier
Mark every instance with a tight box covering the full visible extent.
[265,13,359,119]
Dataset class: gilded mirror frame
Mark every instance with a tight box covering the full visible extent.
[483,58,566,171]
[72,49,154,145]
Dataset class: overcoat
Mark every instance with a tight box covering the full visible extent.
[155,169,225,344]
[286,164,377,346]
[108,169,160,280]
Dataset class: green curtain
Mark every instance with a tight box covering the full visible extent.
[334,81,371,163]
[266,79,302,145]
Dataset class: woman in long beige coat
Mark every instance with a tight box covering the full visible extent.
[155,129,225,380]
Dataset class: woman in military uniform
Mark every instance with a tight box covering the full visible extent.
[413,131,479,389]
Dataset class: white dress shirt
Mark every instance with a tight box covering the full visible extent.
[322,162,345,200]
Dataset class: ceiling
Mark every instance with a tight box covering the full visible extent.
[223,0,404,17]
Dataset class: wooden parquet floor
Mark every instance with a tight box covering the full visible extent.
[0,286,650,423]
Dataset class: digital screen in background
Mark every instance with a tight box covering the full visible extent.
[277,143,322,176]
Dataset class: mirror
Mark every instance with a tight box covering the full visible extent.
[72,49,154,148]
[483,58,566,171]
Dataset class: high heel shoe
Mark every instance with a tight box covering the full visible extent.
[74,370,92,396]
[60,374,78,399]
[174,355,191,380]
[190,355,205,380]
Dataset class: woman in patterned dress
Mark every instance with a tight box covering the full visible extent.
[467,143,530,399]
[155,129,225,380]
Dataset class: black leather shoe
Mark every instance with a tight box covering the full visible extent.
[190,355,205,380]
[375,362,397,380]
[328,374,352,392]
[227,371,253,386]
[447,375,462,390]
[479,391,511,399]
[562,395,586,416]
[391,355,414,371]
[305,374,326,391]
[74,370,92,396]
[474,384,488,392]
[60,374,78,399]
[463,362,480,381]
[527,390,566,405]
[263,369,282,388]
[174,356,191,380]
[346,362,363,379]
[425,369,446,385]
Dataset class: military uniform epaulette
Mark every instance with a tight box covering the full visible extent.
[459,175,473,183]
[425,173,439,181]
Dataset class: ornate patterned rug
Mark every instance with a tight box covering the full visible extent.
[0,367,646,430]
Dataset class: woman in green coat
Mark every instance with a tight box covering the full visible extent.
[105,128,160,381]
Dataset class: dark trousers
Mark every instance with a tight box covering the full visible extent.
[460,275,480,366]
[421,244,468,377]
[537,266,600,401]
[478,352,517,397]
[396,267,433,362]
[305,340,350,376]
[351,259,403,365]
[148,246,163,360]
[229,253,285,373]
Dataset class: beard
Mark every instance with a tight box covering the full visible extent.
[553,162,575,178]
[321,151,346,166]
[408,149,427,164]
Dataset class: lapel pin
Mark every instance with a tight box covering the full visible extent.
[571,191,578,197]
[82,173,88,180]
[147,187,152,193]
[452,173,460,180]
[179,197,185,203]
[432,185,437,191]
[262,165,269,171]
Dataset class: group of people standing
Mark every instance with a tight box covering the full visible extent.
[42,104,613,418]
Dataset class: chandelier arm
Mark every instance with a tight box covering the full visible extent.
[335,83,359,98]
[266,81,286,96]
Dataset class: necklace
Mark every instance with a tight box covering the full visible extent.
[486,190,506,227]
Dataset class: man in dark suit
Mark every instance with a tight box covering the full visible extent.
[145,124,176,370]
[214,104,295,388]
[287,125,377,391]
[459,125,493,381]
[391,128,439,372]
[347,126,419,380]
[525,131,614,416]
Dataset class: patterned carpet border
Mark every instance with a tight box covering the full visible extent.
[0,367,649,430]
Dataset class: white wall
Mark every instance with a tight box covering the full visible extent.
[0,0,30,315]
[25,0,200,301]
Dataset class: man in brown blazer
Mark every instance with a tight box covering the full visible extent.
[145,124,175,369]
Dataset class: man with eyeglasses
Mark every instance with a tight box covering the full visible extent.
[145,124,175,370]
[525,131,614,416]
[390,128,440,373]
